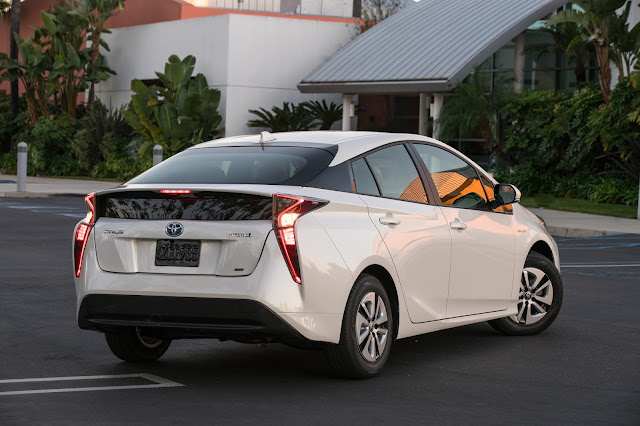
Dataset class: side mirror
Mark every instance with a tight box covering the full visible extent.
[493,183,521,207]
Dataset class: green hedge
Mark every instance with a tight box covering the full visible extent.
[0,95,147,180]
[498,78,640,206]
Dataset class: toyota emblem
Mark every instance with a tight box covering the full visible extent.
[165,222,184,237]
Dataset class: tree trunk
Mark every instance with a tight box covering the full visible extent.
[9,0,20,117]
[595,42,611,104]
[574,61,586,85]
[24,83,38,124]
[87,29,102,110]
[481,123,513,168]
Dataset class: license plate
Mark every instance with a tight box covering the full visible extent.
[155,240,201,267]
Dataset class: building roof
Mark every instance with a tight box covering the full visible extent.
[298,0,568,94]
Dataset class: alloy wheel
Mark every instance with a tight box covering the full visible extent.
[355,292,389,362]
[511,267,554,325]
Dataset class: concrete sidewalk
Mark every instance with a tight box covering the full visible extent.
[2,173,639,237]
[527,207,640,237]
[0,174,119,197]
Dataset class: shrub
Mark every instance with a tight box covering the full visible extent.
[494,166,557,196]
[0,94,29,155]
[502,88,609,176]
[27,114,82,176]
[545,86,605,175]
[72,100,134,173]
[247,102,316,132]
[587,176,638,206]
[122,55,223,158]
[247,100,344,132]
[588,77,640,180]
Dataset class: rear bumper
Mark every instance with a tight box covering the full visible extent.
[75,228,350,344]
[79,294,309,346]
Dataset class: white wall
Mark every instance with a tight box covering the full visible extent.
[225,13,353,134]
[96,16,230,112]
[97,14,355,137]
[184,0,354,17]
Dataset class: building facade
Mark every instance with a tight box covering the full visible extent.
[184,0,359,17]
[299,0,640,166]
[97,12,357,136]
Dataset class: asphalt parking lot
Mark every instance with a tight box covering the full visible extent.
[1,197,638,424]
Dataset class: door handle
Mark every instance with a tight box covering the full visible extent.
[379,216,401,226]
[450,220,467,230]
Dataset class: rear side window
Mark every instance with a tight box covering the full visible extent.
[352,158,380,196]
[364,145,428,203]
[128,146,334,185]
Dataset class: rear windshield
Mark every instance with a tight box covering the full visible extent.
[128,146,334,185]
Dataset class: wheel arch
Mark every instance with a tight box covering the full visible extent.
[529,240,555,264]
[359,264,400,340]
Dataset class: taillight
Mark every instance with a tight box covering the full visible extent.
[273,194,328,284]
[74,193,96,277]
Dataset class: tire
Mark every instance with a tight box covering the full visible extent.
[105,328,171,362]
[326,274,394,379]
[489,252,563,336]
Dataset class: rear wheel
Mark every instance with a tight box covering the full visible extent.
[105,328,171,362]
[326,274,393,379]
[489,252,563,336]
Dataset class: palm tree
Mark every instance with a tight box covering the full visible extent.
[437,71,515,167]
[305,100,343,130]
[9,0,20,116]
[609,1,640,78]
[536,22,592,85]
[547,0,627,104]
[247,102,316,132]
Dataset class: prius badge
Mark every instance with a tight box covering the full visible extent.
[166,222,184,237]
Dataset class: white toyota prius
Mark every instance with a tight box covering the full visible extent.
[73,131,563,378]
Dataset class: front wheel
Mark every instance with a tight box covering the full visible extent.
[325,274,394,379]
[105,328,171,362]
[489,252,563,336]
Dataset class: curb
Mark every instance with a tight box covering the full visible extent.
[547,226,630,238]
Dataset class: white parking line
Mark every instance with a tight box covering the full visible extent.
[561,264,640,268]
[0,373,184,396]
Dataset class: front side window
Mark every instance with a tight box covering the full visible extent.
[363,145,428,204]
[412,144,489,211]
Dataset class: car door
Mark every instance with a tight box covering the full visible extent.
[352,143,452,323]
[411,143,515,318]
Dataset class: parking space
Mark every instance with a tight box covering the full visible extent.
[1,198,638,424]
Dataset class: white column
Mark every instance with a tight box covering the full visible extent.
[342,94,352,131]
[431,93,444,139]
[17,142,27,192]
[419,93,431,136]
[514,32,525,93]
[153,145,163,167]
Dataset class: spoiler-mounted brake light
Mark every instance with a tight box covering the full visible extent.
[158,189,193,194]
